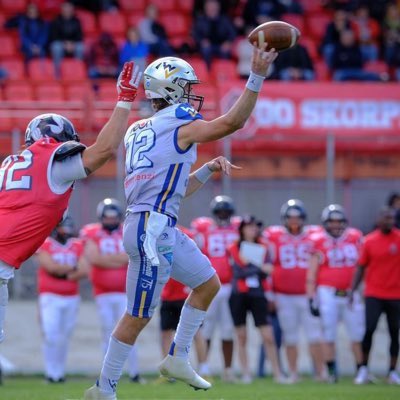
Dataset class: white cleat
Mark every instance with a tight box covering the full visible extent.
[354,366,369,385]
[84,384,117,400]
[388,370,400,385]
[158,355,211,391]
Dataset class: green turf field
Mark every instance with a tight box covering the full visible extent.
[1,376,399,400]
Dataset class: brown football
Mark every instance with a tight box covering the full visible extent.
[247,21,301,52]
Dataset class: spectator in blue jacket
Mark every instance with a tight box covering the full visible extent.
[119,27,149,73]
[19,3,49,63]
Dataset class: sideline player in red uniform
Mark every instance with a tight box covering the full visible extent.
[0,61,141,346]
[194,195,239,382]
[80,198,143,383]
[264,199,324,383]
[37,217,88,383]
[351,207,400,385]
[307,204,364,383]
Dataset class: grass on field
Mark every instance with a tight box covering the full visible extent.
[1,375,399,400]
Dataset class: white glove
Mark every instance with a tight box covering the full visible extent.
[143,212,169,266]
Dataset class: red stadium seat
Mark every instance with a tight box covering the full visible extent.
[127,13,143,28]
[96,80,117,101]
[0,13,6,32]
[98,11,127,36]
[0,0,27,15]
[281,13,305,35]
[186,57,209,81]
[175,0,194,15]
[35,82,65,101]
[76,9,97,36]
[306,13,332,41]
[119,0,146,12]
[0,36,18,58]
[0,116,13,132]
[299,36,319,61]
[1,59,24,80]
[4,82,34,100]
[28,58,56,81]
[64,83,92,101]
[211,59,238,82]
[159,13,189,38]
[60,59,87,81]
[314,60,330,81]
[364,60,388,75]
[199,85,218,110]
[300,0,324,13]
[148,0,175,12]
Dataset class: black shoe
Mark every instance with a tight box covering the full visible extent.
[46,376,65,383]
[0,365,3,385]
[130,374,146,384]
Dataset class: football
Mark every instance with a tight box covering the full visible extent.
[247,21,301,52]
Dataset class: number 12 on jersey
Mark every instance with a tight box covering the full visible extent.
[0,149,33,191]
[125,129,156,173]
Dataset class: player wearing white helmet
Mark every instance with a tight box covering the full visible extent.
[85,42,278,400]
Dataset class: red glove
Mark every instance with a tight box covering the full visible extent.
[117,61,142,102]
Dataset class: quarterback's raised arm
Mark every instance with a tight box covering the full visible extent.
[178,43,277,148]
[81,62,142,175]
[185,156,241,197]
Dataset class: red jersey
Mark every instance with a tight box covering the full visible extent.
[37,237,84,296]
[161,278,189,302]
[264,225,316,295]
[195,223,238,284]
[312,228,363,291]
[358,229,400,299]
[80,223,127,296]
[0,139,72,268]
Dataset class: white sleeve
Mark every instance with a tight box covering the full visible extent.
[50,154,87,194]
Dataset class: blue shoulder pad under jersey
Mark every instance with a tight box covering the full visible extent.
[175,103,203,121]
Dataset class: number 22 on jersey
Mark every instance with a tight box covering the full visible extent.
[0,149,33,191]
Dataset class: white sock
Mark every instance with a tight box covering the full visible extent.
[169,303,206,359]
[99,336,133,394]
[0,280,9,343]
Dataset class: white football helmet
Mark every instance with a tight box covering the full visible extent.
[143,57,204,111]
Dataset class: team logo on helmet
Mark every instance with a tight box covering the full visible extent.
[163,62,180,79]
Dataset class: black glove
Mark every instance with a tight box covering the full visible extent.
[309,297,320,317]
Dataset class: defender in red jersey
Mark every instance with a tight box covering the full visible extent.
[80,199,143,383]
[37,217,88,383]
[307,204,364,383]
[194,196,238,382]
[0,61,141,345]
[264,199,324,383]
[351,207,400,385]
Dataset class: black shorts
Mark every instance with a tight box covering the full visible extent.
[160,300,185,331]
[229,293,269,327]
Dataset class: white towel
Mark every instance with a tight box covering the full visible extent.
[143,212,169,266]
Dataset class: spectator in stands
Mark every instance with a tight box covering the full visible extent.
[351,5,380,62]
[331,30,382,81]
[382,3,400,79]
[228,215,285,383]
[138,4,173,58]
[87,32,119,79]
[49,1,84,76]
[321,9,353,67]
[193,0,237,69]
[18,3,49,63]
[351,207,400,385]
[119,27,149,73]
[273,43,315,81]
[387,192,400,229]
[71,0,119,13]
[242,0,286,28]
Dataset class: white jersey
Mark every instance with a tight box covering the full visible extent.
[124,103,202,220]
